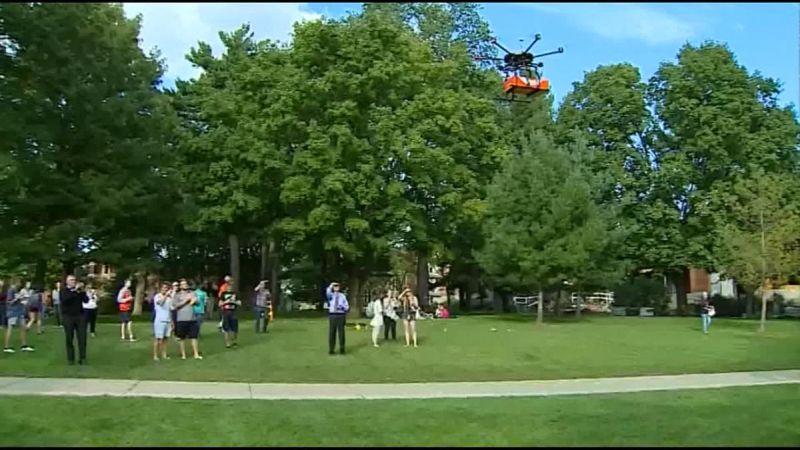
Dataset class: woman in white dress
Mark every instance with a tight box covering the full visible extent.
[369,297,384,348]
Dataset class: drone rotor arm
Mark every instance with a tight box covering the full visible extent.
[532,47,565,59]
[522,34,542,54]
[489,37,514,55]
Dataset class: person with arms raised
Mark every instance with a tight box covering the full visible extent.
[218,282,241,348]
[326,282,349,355]
[116,279,136,342]
[60,275,87,364]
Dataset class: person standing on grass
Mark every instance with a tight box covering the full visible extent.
[399,288,419,348]
[3,282,34,353]
[217,275,232,332]
[193,280,207,338]
[699,292,715,335]
[51,281,62,328]
[172,279,202,360]
[326,282,349,355]
[24,283,43,335]
[382,289,399,341]
[60,275,87,365]
[82,283,99,338]
[253,280,271,334]
[0,280,7,329]
[369,295,384,348]
[117,279,136,342]
[152,282,172,361]
[219,285,241,348]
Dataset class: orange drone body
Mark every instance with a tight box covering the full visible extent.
[502,75,550,96]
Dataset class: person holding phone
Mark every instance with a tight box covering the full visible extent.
[60,275,86,364]
[218,286,241,348]
[3,282,33,353]
[326,282,349,355]
[116,279,136,342]
[152,282,172,361]
[172,279,202,360]
[400,288,419,348]
[253,280,271,334]
[82,283,99,338]
[699,292,715,335]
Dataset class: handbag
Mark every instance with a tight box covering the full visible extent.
[708,307,716,317]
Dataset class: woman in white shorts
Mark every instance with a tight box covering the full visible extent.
[152,282,172,361]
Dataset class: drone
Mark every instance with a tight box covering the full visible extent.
[477,34,564,103]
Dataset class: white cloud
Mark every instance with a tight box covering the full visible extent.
[123,3,321,81]
[526,3,697,45]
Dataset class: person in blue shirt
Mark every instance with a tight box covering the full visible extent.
[193,281,207,337]
[326,282,349,355]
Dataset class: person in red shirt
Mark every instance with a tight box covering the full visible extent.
[117,279,136,342]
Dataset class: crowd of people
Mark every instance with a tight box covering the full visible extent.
[0,274,272,364]
[0,273,717,364]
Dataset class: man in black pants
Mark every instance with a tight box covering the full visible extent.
[325,282,349,355]
[60,275,88,365]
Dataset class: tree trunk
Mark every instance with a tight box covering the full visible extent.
[759,287,768,332]
[260,240,268,280]
[320,251,329,307]
[229,234,240,293]
[33,259,46,290]
[490,287,502,313]
[673,270,689,316]
[554,290,562,317]
[268,238,281,311]
[349,272,363,317]
[536,289,544,325]
[416,250,429,307]
[758,207,767,332]
[133,272,146,316]
[744,290,754,318]
[458,287,466,310]
[575,293,581,319]
[63,258,76,278]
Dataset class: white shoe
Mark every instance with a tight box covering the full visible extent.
[373,344,379,348]
[194,355,204,360]
[3,348,14,353]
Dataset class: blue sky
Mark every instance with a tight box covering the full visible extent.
[125,2,798,111]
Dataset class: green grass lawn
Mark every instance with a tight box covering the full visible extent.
[1,384,798,446]
[1,315,798,383]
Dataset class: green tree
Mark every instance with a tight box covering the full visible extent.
[477,131,624,324]
[0,3,177,286]
[642,42,799,314]
[714,169,800,331]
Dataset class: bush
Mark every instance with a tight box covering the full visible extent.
[614,276,669,312]
[709,294,745,317]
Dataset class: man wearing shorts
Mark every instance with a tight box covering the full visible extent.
[152,282,172,361]
[172,279,202,360]
[3,282,33,353]
[117,279,136,342]
[219,287,241,348]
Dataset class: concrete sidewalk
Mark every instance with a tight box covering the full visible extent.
[0,370,797,401]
